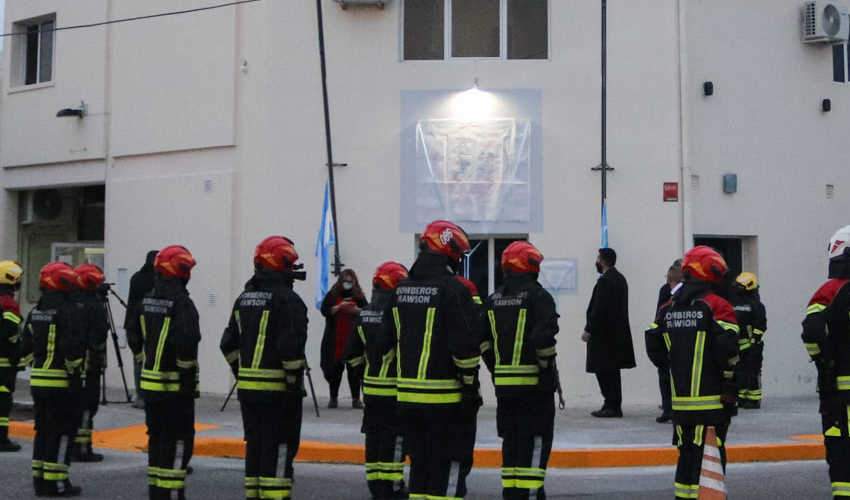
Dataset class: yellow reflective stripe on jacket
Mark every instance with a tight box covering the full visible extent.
[140,368,180,392]
[282,359,305,371]
[238,367,287,391]
[31,368,70,388]
[2,311,21,324]
[379,349,395,378]
[224,350,239,364]
[662,332,672,352]
[417,307,436,379]
[142,369,180,380]
[140,315,147,339]
[43,324,56,369]
[836,376,850,391]
[348,356,365,367]
[832,482,850,496]
[493,364,540,386]
[453,355,480,369]
[357,325,367,345]
[0,358,11,368]
[690,331,706,397]
[363,374,397,397]
[488,310,501,364]
[675,482,700,498]
[805,342,821,356]
[392,307,402,374]
[753,328,765,337]
[808,303,827,315]
[716,320,739,334]
[251,310,270,370]
[671,395,723,411]
[397,377,462,404]
[235,310,242,335]
[536,346,556,358]
[511,308,527,365]
[152,318,171,372]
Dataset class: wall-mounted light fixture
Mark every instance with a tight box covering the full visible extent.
[723,174,737,194]
[703,81,714,96]
[823,98,832,113]
[56,101,87,119]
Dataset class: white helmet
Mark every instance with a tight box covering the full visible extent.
[829,225,850,261]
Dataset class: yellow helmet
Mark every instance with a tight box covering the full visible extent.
[735,272,758,291]
[0,260,23,286]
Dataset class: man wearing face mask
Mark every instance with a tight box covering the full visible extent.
[582,248,635,418]
[379,220,481,499]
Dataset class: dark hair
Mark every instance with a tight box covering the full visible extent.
[329,268,366,302]
[599,248,617,267]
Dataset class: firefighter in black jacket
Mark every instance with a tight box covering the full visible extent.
[70,264,109,462]
[645,247,740,500]
[802,225,850,499]
[126,246,200,500]
[483,241,559,500]
[346,261,409,500]
[220,236,308,500]
[0,260,23,453]
[380,220,481,499]
[20,262,85,496]
[732,272,766,409]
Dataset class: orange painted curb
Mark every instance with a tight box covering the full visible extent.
[8,421,826,468]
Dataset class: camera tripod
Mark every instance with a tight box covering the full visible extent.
[99,284,133,404]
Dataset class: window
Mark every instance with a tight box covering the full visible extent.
[11,14,55,87]
[834,43,849,83]
[403,0,547,60]
[465,237,527,296]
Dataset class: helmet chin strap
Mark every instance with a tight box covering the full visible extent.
[829,258,850,279]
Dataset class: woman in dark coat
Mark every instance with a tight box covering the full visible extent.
[320,269,368,408]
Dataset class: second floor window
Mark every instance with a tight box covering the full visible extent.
[11,14,55,88]
[403,0,548,61]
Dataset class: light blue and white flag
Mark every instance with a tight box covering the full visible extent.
[315,182,335,310]
[600,200,609,248]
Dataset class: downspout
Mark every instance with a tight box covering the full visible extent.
[676,0,693,253]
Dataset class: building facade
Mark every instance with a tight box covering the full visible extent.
[0,0,846,404]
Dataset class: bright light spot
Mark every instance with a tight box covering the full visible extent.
[451,87,497,121]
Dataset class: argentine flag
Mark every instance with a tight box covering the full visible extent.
[601,200,609,248]
[315,182,335,310]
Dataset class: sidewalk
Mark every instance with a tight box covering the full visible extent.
[9,381,825,468]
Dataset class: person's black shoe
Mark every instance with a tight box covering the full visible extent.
[187,466,194,475]
[45,481,82,497]
[76,452,104,462]
[392,484,410,498]
[655,413,671,423]
[328,398,338,409]
[738,400,754,409]
[0,439,21,452]
[751,400,761,409]
[352,399,363,409]
[591,408,623,418]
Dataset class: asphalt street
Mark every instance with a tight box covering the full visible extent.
[0,441,832,499]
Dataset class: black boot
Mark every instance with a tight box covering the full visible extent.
[0,427,21,452]
[34,477,46,497]
[74,444,104,462]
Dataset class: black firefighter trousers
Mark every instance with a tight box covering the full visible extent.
[145,397,194,500]
[363,401,405,499]
[240,396,302,500]
[75,373,101,453]
[0,368,16,442]
[32,388,80,494]
[672,421,729,499]
[821,396,850,498]
[497,392,554,500]
[403,404,475,499]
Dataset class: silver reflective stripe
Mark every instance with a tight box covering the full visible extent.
[447,461,460,497]
[81,410,90,428]
[58,435,69,462]
[530,435,543,494]
[277,444,289,478]
[175,440,185,471]
[393,435,405,489]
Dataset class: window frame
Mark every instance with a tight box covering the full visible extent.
[401,0,549,62]
[9,13,57,92]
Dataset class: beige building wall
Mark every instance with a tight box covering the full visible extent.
[0,0,840,404]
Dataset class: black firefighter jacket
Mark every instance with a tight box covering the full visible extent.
[220,269,308,404]
[73,290,109,377]
[585,267,636,373]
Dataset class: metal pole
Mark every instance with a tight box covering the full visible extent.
[316,0,343,276]
[601,0,608,207]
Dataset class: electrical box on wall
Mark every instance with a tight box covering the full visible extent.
[723,174,738,194]
[334,0,387,9]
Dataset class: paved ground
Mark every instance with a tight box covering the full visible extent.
[0,442,832,499]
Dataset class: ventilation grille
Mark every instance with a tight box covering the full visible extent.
[806,2,817,36]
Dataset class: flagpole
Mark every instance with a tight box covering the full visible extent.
[316,0,342,276]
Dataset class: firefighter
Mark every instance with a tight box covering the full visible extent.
[220,236,308,500]
[801,225,850,499]
[20,262,85,496]
[379,220,481,499]
[126,246,200,500]
[733,272,767,409]
[70,264,108,462]
[484,241,559,500]
[645,247,740,500]
[346,261,409,500]
[0,260,23,452]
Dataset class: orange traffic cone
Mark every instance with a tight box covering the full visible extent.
[698,426,726,499]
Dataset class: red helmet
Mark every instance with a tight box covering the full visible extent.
[682,246,728,284]
[39,262,77,291]
[420,220,470,261]
[155,245,196,280]
[501,241,544,274]
[455,276,480,298]
[74,264,104,290]
[254,236,299,271]
[372,262,408,290]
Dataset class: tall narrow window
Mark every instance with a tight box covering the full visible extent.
[12,15,55,87]
[404,0,444,60]
[452,0,500,58]
[834,44,846,83]
[507,0,547,59]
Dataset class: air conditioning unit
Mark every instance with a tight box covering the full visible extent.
[333,0,387,9]
[19,189,64,225]
[802,1,850,44]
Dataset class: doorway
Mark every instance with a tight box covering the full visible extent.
[693,236,744,275]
